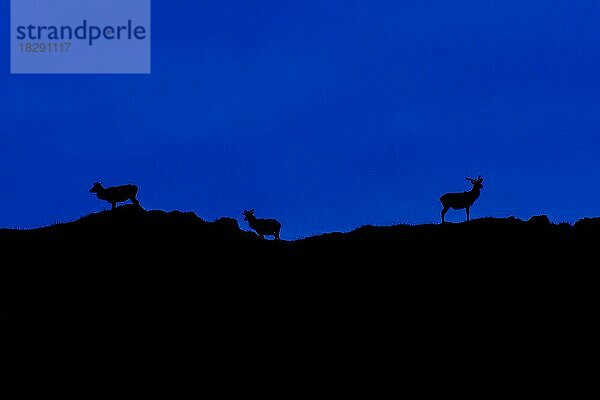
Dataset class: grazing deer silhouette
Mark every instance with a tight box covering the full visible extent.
[90,182,140,210]
[440,176,483,223]
[242,209,281,240]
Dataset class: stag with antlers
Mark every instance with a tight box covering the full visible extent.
[440,176,484,223]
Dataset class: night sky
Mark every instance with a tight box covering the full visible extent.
[2,1,600,238]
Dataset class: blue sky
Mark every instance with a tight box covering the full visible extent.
[2,1,600,238]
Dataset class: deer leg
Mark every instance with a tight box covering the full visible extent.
[275,231,280,241]
[131,197,140,206]
[441,207,449,223]
[111,202,116,210]
[466,207,470,222]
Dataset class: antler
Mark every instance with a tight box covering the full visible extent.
[466,176,483,183]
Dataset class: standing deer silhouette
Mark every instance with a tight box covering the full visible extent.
[440,176,484,223]
[242,209,281,240]
[90,182,140,210]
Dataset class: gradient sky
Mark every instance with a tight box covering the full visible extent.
[2,0,600,238]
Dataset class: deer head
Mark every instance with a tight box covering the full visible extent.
[466,175,484,190]
[242,209,255,221]
[89,182,103,193]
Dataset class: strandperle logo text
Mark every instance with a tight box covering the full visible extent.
[11,0,151,74]
[15,20,147,47]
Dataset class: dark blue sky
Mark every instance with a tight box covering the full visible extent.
[2,1,600,238]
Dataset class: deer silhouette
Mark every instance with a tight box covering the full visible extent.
[242,209,281,240]
[90,182,140,210]
[440,176,483,223]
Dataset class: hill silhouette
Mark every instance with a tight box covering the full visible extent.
[1,206,596,390]
[0,205,256,242]
[2,204,600,247]
[1,205,599,268]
